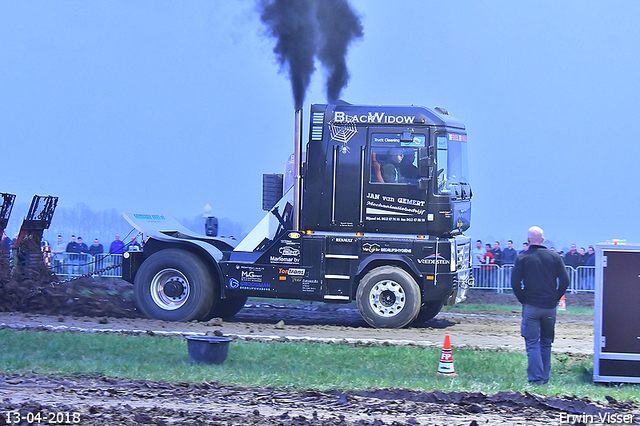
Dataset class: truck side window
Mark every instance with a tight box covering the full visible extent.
[370,134,424,185]
[370,147,419,184]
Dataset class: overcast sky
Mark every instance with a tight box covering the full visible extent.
[2,1,640,251]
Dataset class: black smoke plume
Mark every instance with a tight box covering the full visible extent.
[258,0,363,109]
[316,0,363,105]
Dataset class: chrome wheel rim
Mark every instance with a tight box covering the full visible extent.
[368,280,405,317]
[150,268,190,310]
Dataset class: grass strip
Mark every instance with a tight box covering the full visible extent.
[0,329,635,403]
[442,303,594,316]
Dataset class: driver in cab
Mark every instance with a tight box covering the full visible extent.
[381,148,406,183]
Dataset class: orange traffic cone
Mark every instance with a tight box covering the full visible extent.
[558,295,566,311]
[436,335,458,376]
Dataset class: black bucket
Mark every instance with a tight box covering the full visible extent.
[185,336,232,365]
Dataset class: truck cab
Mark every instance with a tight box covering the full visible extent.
[302,102,471,236]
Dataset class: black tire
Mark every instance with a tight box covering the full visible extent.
[412,300,445,324]
[356,266,421,328]
[202,295,248,321]
[134,249,216,321]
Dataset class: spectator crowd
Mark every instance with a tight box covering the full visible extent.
[472,239,596,268]
[49,233,142,274]
[1,231,143,276]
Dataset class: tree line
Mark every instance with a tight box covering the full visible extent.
[4,202,247,245]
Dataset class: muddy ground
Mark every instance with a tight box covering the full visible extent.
[1,275,638,425]
[0,279,596,354]
[2,372,637,426]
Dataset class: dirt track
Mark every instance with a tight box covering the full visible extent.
[3,372,636,426]
[1,278,638,425]
[0,290,595,354]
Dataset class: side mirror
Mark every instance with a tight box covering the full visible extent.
[418,147,432,178]
[401,128,414,142]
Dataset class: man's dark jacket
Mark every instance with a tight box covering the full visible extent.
[89,244,104,257]
[563,251,580,268]
[501,247,518,265]
[66,242,80,253]
[510,244,570,309]
[492,247,502,266]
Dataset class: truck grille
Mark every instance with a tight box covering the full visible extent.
[456,241,471,271]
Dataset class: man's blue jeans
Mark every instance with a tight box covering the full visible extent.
[521,304,557,384]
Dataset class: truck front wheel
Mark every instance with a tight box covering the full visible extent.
[134,249,215,321]
[356,266,421,328]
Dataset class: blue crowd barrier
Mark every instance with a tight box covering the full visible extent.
[50,253,123,278]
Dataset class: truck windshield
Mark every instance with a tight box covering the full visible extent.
[436,133,469,194]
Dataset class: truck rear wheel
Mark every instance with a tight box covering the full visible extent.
[134,249,215,322]
[356,266,421,328]
[413,300,445,324]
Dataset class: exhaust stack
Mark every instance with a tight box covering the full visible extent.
[293,108,303,231]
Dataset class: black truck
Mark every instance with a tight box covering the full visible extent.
[122,101,473,328]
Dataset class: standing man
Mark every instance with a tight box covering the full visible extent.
[472,240,484,266]
[472,239,484,286]
[502,240,518,265]
[110,234,126,276]
[492,241,502,266]
[563,244,580,269]
[481,243,496,288]
[126,236,142,251]
[110,234,125,254]
[584,246,596,290]
[501,239,519,291]
[77,237,89,275]
[89,238,104,273]
[511,226,570,384]
[66,235,80,275]
[89,238,104,257]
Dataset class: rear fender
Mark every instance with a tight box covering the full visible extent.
[123,212,236,255]
[122,212,232,297]
[123,238,226,292]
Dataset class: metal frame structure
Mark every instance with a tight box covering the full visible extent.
[593,243,640,383]
[0,192,16,235]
